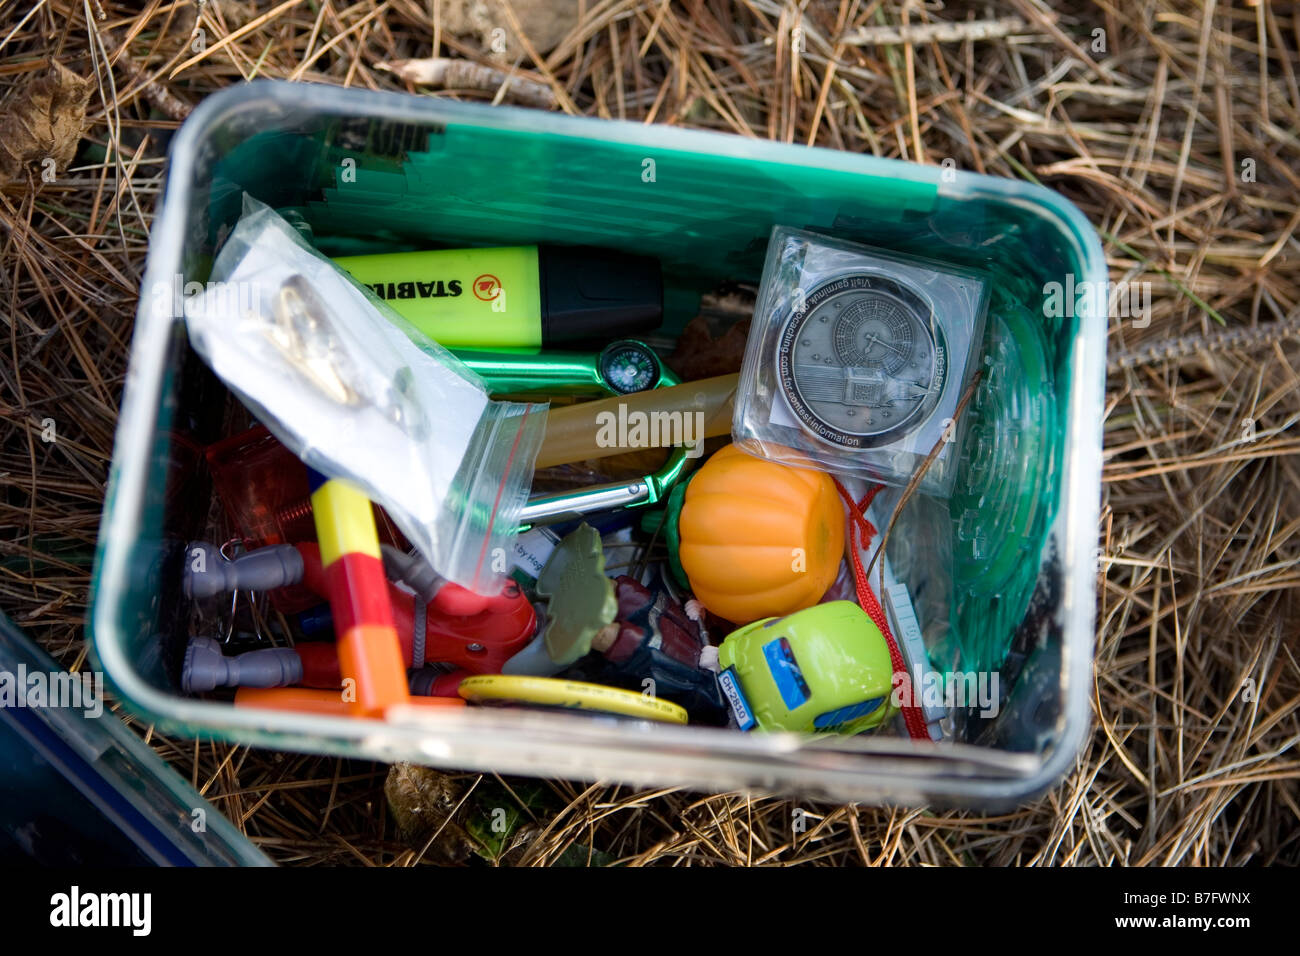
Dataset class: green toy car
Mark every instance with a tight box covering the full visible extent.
[716,601,897,734]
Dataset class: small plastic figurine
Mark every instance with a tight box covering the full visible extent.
[502,523,617,675]
[562,574,728,726]
[502,524,726,724]
[716,601,896,734]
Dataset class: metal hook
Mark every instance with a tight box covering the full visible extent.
[218,538,241,644]
[263,275,360,407]
[516,443,694,531]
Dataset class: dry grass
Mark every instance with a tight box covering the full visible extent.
[1,0,1297,865]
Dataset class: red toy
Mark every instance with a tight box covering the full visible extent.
[205,425,408,614]
[293,543,534,677]
[181,539,535,697]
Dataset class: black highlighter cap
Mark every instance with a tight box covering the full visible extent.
[537,245,663,344]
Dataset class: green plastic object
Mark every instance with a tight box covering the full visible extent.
[307,124,937,293]
[454,340,689,530]
[535,524,617,668]
[637,478,691,589]
[717,602,897,734]
[517,440,694,532]
[947,288,1058,674]
[452,339,678,398]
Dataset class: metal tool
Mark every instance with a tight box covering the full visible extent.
[451,339,693,529]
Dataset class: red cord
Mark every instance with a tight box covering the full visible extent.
[832,478,931,741]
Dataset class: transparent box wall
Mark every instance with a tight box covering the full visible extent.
[90,82,1106,808]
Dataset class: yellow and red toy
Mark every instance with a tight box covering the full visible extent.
[305,467,411,716]
[231,468,410,718]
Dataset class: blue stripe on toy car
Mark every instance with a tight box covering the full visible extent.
[813,696,883,729]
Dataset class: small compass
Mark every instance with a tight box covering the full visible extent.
[598,339,664,395]
[776,274,946,448]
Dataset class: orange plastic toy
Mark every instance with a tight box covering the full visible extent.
[234,686,464,717]
[677,444,845,624]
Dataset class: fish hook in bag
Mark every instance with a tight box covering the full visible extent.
[262,274,427,440]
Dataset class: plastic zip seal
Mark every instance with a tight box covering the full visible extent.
[183,196,546,594]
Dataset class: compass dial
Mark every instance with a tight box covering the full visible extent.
[777,274,945,448]
[598,340,662,395]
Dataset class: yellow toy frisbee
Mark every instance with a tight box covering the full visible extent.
[458,675,688,724]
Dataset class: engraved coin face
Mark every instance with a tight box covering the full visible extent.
[776,274,946,448]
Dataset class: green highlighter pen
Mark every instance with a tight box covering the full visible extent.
[332,245,662,349]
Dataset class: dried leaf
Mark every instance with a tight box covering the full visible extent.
[439,0,580,58]
[383,762,476,863]
[0,62,93,189]
[669,313,752,380]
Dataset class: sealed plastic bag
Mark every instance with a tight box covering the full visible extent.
[733,227,989,497]
[183,196,545,594]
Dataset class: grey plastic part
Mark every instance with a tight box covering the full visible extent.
[500,632,564,677]
[183,541,304,600]
[182,636,303,693]
[382,545,443,667]
[381,544,444,599]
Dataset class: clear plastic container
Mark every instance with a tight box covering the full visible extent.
[90,81,1106,808]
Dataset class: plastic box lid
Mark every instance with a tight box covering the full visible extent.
[0,614,270,866]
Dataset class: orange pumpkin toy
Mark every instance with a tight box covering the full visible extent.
[677,444,845,624]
